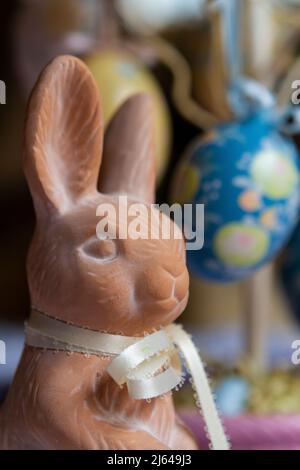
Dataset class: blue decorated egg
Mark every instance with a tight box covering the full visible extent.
[172,110,300,282]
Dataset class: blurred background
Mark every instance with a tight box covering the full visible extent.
[3,0,300,446]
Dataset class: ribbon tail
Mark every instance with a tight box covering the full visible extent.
[168,325,230,450]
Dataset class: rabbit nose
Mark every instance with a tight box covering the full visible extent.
[148,265,189,303]
[158,262,189,302]
[135,263,188,305]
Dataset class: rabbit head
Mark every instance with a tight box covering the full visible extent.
[24,55,189,335]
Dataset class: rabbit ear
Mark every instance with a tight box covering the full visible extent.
[99,94,156,203]
[24,55,104,215]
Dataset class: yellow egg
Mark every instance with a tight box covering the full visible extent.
[84,49,172,184]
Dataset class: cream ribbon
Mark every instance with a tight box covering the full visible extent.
[25,309,230,450]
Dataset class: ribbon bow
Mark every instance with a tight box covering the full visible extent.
[26,310,230,450]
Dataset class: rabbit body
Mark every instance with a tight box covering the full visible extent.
[0,55,197,450]
[0,348,197,449]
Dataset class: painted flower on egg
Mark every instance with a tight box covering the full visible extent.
[251,150,298,199]
[173,111,300,282]
[214,223,269,269]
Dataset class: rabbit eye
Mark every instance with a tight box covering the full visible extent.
[83,239,117,262]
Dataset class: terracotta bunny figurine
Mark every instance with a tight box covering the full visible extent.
[0,55,197,450]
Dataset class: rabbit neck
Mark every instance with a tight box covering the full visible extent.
[22,311,180,439]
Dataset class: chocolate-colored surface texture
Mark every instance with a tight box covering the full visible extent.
[0,55,197,450]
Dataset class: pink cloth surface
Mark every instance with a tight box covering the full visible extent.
[180,411,300,450]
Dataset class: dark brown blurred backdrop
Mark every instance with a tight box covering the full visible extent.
[0,1,197,326]
[0,0,35,324]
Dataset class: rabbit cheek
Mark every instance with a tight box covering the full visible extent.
[136,269,174,305]
[135,272,179,324]
[173,268,189,302]
[74,257,135,328]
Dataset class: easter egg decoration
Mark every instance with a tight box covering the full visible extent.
[84,49,171,184]
[171,0,300,283]
[0,55,229,450]
[172,110,300,282]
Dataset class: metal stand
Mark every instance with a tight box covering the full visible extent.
[243,264,272,373]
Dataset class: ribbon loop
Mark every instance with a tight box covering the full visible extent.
[128,367,181,400]
[107,330,173,385]
[25,309,230,450]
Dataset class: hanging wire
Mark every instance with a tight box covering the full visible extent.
[142,36,219,129]
[115,0,292,129]
[115,0,221,130]
[217,0,275,118]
